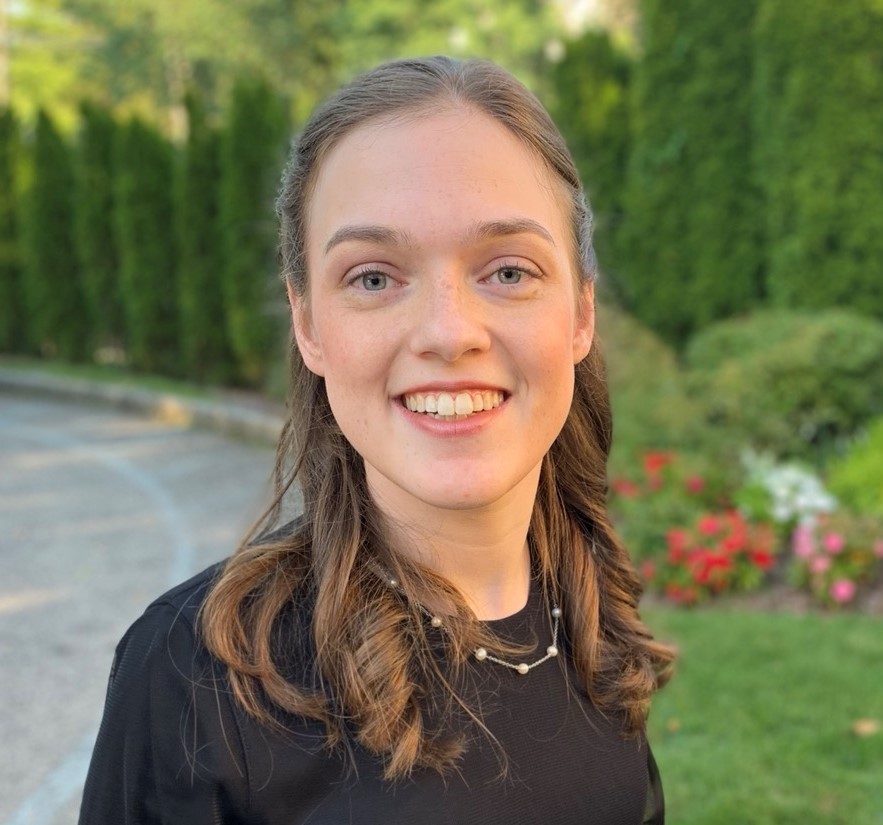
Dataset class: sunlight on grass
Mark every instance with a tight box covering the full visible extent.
[645,608,883,824]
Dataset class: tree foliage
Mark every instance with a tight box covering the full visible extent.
[114,116,177,373]
[550,30,632,296]
[0,108,24,352]
[754,0,883,318]
[619,0,762,345]
[175,91,231,383]
[74,100,122,347]
[218,76,287,385]
[20,110,89,359]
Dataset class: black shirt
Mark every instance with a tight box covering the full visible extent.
[79,564,664,824]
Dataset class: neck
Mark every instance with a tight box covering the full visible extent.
[367,468,538,620]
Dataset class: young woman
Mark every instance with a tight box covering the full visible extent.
[79,56,674,824]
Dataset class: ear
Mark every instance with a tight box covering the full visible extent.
[572,282,595,363]
[286,281,326,377]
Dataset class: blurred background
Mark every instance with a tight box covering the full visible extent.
[0,0,881,822]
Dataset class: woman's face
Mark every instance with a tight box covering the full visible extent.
[291,106,593,520]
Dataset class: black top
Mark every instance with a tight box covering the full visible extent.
[79,563,664,824]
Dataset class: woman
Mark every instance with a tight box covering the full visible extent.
[79,56,673,824]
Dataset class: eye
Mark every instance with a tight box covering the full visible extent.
[357,271,388,291]
[493,266,524,285]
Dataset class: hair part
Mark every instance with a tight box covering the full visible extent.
[202,56,673,781]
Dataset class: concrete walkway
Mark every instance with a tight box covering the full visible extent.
[0,377,290,825]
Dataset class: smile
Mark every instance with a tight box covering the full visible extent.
[401,390,505,420]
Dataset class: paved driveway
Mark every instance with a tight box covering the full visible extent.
[0,393,286,824]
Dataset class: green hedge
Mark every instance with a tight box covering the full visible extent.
[619,0,762,345]
[114,117,177,374]
[219,77,287,385]
[686,310,883,461]
[0,108,23,352]
[175,92,232,384]
[754,0,883,318]
[20,110,89,360]
[827,417,883,518]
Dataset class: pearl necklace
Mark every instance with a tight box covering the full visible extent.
[387,576,561,676]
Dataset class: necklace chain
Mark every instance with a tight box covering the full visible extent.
[386,575,560,676]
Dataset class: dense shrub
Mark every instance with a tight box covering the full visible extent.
[685,310,883,461]
[20,110,89,360]
[550,30,631,295]
[619,0,762,345]
[114,117,177,374]
[75,102,123,351]
[0,108,23,352]
[827,418,883,518]
[219,76,288,385]
[754,0,883,318]
[175,92,232,384]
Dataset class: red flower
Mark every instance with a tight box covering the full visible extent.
[686,475,705,494]
[612,477,640,498]
[641,560,656,582]
[643,451,674,477]
[697,514,721,536]
[750,550,775,570]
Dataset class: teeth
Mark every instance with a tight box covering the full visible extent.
[402,390,504,418]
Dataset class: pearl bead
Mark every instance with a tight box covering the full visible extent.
[547,645,559,657]
[516,663,530,675]
[475,647,488,661]
[551,607,562,618]
[388,578,399,588]
[430,616,443,628]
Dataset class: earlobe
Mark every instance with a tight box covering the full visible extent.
[287,282,325,377]
[572,283,595,363]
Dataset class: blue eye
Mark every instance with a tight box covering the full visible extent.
[495,267,523,285]
[360,272,388,290]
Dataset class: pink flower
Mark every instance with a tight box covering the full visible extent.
[792,525,815,559]
[697,515,721,536]
[809,556,831,575]
[822,532,845,555]
[686,475,705,495]
[874,541,883,559]
[830,579,856,604]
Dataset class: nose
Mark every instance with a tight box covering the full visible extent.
[408,271,491,362]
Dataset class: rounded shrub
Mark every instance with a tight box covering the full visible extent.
[685,310,883,461]
[827,418,883,518]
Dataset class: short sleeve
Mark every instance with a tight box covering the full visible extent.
[78,602,250,823]
[643,745,665,824]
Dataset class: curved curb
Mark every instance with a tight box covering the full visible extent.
[0,367,284,446]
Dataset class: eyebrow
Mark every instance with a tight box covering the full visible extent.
[323,218,556,256]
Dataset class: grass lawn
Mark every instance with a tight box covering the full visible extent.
[644,607,883,824]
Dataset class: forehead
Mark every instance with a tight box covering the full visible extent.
[305,106,571,258]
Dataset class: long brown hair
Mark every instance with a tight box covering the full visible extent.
[201,56,674,780]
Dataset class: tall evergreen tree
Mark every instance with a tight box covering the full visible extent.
[620,0,762,345]
[20,110,89,360]
[218,76,287,385]
[551,30,632,299]
[755,0,883,317]
[75,101,123,351]
[0,108,24,353]
[114,117,178,374]
[176,91,232,383]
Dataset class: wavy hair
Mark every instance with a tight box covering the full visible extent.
[201,56,673,780]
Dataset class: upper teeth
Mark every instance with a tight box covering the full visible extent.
[403,390,504,417]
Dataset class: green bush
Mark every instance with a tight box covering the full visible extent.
[754,0,883,319]
[175,91,232,384]
[827,418,883,518]
[219,76,288,385]
[0,108,23,353]
[685,310,883,461]
[619,0,762,346]
[20,110,89,360]
[75,102,123,350]
[114,117,177,374]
